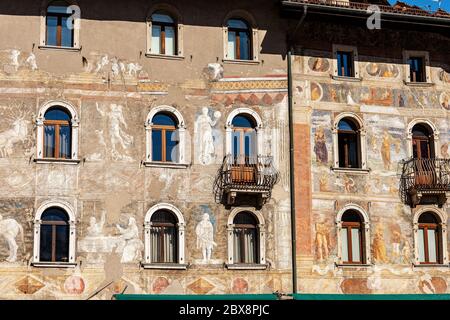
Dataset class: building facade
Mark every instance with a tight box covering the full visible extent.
[285,0,450,294]
[0,0,293,299]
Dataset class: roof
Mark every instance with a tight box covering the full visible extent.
[282,0,450,21]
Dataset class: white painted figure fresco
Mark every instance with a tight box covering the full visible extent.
[0,214,24,263]
[195,213,217,263]
[115,217,144,263]
[0,110,30,158]
[207,63,223,81]
[10,50,20,71]
[87,211,106,237]
[96,103,134,161]
[195,107,221,165]
[25,53,38,71]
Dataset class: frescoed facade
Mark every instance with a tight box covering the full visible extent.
[285,0,450,294]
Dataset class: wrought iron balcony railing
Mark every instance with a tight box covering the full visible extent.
[214,154,279,207]
[400,158,450,207]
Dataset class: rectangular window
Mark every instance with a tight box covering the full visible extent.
[337,51,354,77]
[46,8,74,47]
[408,57,425,82]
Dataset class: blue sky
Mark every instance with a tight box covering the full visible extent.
[387,0,450,12]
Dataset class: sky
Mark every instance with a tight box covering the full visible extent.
[387,0,450,12]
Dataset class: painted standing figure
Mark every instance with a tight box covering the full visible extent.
[195,214,217,263]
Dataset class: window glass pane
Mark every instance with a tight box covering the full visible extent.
[39,225,53,262]
[418,229,425,262]
[44,125,55,158]
[152,129,163,161]
[152,13,174,23]
[348,138,358,167]
[151,25,161,54]
[45,108,71,121]
[351,228,361,262]
[48,5,69,14]
[42,208,69,222]
[340,228,349,262]
[55,225,69,262]
[233,230,241,262]
[338,119,357,132]
[239,31,250,60]
[153,113,176,126]
[228,31,236,60]
[59,125,71,159]
[244,228,257,263]
[227,19,248,29]
[244,132,256,157]
[46,16,58,46]
[61,16,74,47]
[427,229,437,263]
[232,115,255,128]
[233,132,241,158]
[165,130,178,162]
[165,26,176,55]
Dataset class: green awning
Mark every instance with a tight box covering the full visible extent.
[293,294,450,300]
[114,294,280,300]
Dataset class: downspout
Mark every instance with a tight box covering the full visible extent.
[287,4,307,295]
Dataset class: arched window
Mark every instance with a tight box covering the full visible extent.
[36,101,79,163]
[232,114,257,159]
[33,201,76,266]
[336,205,370,265]
[150,12,177,56]
[45,1,74,47]
[227,19,251,60]
[337,118,361,168]
[417,212,442,264]
[43,107,72,159]
[39,208,70,262]
[233,212,258,264]
[340,210,365,264]
[227,208,266,268]
[145,106,187,167]
[151,112,179,163]
[412,124,434,159]
[144,203,186,268]
[150,210,178,263]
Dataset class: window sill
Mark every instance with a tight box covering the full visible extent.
[403,81,434,87]
[141,263,188,270]
[336,263,373,268]
[34,158,81,165]
[413,264,448,268]
[225,264,268,270]
[222,59,260,66]
[331,75,362,82]
[331,167,370,175]
[38,45,81,52]
[32,262,77,268]
[143,161,189,169]
[145,53,185,61]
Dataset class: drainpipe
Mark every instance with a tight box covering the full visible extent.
[287,4,307,295]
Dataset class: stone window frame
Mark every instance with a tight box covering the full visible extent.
[335,204,371,266]
[412,206,448,266]
[222,9,260,65]
[39,0,81,51]
[225,108,263,156]
[331,112,369,173]
[35,100,80,165]
[226,207,267,270]
[403,50,433,86]
[144,105,188,169]
[145,3,184,60]
[32,200,77,268]
[331,44,361,81]
[142,203,187,269]
[406,118,440,159]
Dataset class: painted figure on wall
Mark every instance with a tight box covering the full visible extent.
[440,92,450,110]
[96,103,134,161]
[314,127,328,164]
[380,130,401,170]
[309,57,330,72]
[0,110,30,158]
[195,213,217,263]
[441,143,449,158]
[87,211,106,237]
[0,214,24,263]
[372,224,389,264]
[315,222,330,262]
[401,240,411,264]
[115,217,143,263]
[195,107,221,165]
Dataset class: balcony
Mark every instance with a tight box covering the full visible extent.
[400,158,450,207]
[214,154,279,208]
